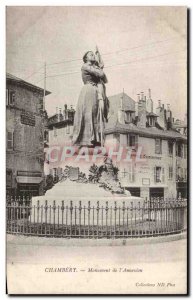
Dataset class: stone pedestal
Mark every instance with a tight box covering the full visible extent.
[31,151,144,225]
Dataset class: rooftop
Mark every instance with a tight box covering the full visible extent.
[105,122,187,142]
[108,92,136,111]
[6,73,51,96]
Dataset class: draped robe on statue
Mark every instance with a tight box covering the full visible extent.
[72,62,108,146]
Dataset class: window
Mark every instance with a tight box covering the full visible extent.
[154,166,164,183]
[176,167,181,181]
[121,165,135,183]
[168,166,173,180]
[128,164,135,183]
[155,139,162,154]
[128,135,138,148]
[7,131,14,150]
[176,143,183,157]
[113,133,120,143]
[121,168,128,178]
[162,167,165,183]
[168,141,173,156]
[6,89,15,106]
[148,117,155,127]
[181,144,184,158]
[125,112,132,123]
[154,167,161,183]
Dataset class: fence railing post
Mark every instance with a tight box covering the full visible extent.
[70,200,73,237]
[114,201,117,238]
[88,201,90,238]
[79,201,82,238]
[105,201,108,238]
[97,201,99,238]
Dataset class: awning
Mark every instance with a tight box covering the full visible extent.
[16,176,43,184]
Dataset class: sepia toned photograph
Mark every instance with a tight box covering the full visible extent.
[6,6,188,295]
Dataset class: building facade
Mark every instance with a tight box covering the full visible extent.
[104,90,187,199]
[6,73,51,196]
[44,105,75,182]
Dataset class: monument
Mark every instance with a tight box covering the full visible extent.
[31,47,143,224]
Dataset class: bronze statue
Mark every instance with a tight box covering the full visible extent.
[72,48,109,147]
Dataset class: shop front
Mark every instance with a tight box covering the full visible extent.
[16,171,43,196]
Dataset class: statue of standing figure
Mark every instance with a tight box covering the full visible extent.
[72,47,109,147]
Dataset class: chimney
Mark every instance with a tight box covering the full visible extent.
[146,89,153,113]
[137,94,140,102]
[63,104,67,120]
[137,98,146,128]
[118,109,125,124]
[148,88,151,99]
[59,107,62,121]
[156,101,167,130]
[141,92,144,101]
[118,91,125,124]
[135,102,138,116]
[56,107,59,122]
[166,104,173,129]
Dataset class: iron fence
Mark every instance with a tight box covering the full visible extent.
[6,197,187,238]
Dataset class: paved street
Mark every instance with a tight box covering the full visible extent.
[6,235,187,294]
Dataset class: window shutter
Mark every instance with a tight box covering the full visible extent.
[162,168,165,183]
[168,166,173,180]
[155,139,159,154]
[155,139,162,154]
[181,145,184,158]
[154,167,156,183]
[7,131,13,150]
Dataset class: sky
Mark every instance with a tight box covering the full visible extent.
[6,6,187,119]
